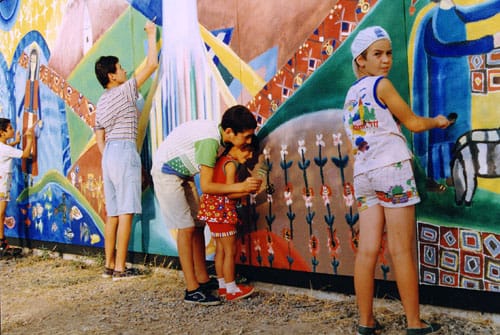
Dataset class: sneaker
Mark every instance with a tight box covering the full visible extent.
[218,288,227,297]
[199,277,219,293]
[112,268,146,281]
[184,288,221,305]
[102,267,114,278]
[226,284,254,301]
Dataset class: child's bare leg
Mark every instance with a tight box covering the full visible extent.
[114,213,133,272]
[385,206,426,329]
[104,216,118,270]
[177,227,199,291]
[220,235,237,284]
[192,226,210,284]
[214,237,224,279]
[354,204,385,328]
[0,200,7,240]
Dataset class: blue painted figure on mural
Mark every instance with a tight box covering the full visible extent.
[412,0,500,190]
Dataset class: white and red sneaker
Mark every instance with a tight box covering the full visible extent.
[226,285,254,301]
[218,288,227,297]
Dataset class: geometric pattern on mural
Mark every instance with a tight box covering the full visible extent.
[247,0,379,126]
[418,221,500,292]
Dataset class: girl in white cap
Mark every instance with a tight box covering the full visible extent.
[343,26,450,335]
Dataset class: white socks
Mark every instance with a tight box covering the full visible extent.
[225,281,240,294]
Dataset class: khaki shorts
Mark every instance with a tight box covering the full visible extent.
[354,160,420,211]
[151,169,204,229]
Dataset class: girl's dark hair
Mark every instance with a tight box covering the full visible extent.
[95,56,119,88]
[220,105,257,134]
[0,118,11,132]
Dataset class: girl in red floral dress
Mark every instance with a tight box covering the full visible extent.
[197,137,260,301]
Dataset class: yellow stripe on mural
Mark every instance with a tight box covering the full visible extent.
[199,24,265,96]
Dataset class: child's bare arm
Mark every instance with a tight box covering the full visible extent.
[199,165,261,195]
[134,20,159,89]
[377,78,450,132]
[9,131,21,147]
[20,128,33,158]
[95,129,105,154]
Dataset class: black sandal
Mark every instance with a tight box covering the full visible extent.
[357,320,383,335]
[406,320,441,335]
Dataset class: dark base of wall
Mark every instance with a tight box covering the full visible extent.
[12,239,499,314]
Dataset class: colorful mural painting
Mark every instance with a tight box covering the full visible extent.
[0,0,498,301]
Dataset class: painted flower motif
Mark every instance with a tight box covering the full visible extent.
[343,182,355,207]
[284,190,293,206]
[327,229,341,257]
[315,133,325,147]
[321,184,332,206]
[298,139,306,155]
[253,239,262,252]
[302,186,314,197]
[309,235,319,257]
[303,194,313,208]
[280,144,288,161]
[249,193,257,205]
[267,240,275,255]
[282,228,292,242]
[263,147,271,160]
[332,133,343,146]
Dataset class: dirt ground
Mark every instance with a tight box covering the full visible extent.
[0,250,498,335]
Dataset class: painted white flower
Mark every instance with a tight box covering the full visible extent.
[249,193,257,205]
[267,194,273,203]
[280,144,288,161]
[298,139,306,155]
[263,147,271,160]
[343,194,354,207]
[303,195,313,208]
[267,244,275,255]
[316,133,325,147]
[284,190,293,206]
[332,133,343,146]
[322,193,330,206]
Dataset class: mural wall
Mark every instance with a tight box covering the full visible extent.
[0,0,498,296]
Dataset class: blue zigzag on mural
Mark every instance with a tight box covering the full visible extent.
[0,0,20,31]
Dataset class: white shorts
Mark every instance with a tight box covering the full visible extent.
[151,169,204,229]
[354,160,420,211]
[0,173,12,201]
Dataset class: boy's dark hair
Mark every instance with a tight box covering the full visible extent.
[220,105,257,134]
[95,56,119,88]
[0,118,11,132]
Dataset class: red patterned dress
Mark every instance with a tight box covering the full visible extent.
[197,155,239,237]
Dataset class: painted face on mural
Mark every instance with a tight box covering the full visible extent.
[357,39,392,77]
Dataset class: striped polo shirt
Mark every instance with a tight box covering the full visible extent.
[95,78,139,142]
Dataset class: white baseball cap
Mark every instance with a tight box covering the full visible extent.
[351,26,391,75]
